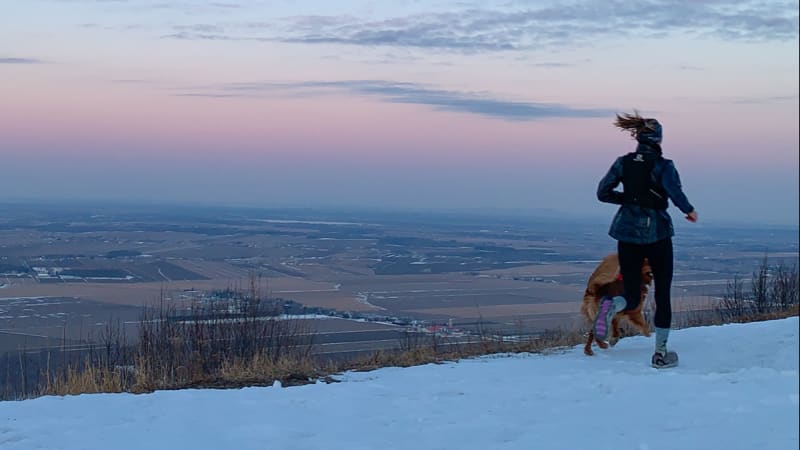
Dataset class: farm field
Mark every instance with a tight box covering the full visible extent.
[1,202,797,354]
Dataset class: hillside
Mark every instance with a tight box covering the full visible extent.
[1,317,797,450]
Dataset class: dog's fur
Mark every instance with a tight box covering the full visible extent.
[581,253,653,356]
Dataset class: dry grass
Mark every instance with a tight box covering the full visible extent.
[342,326,586,374]
[218,353,320,387]
[717,305,798,325]
[26,307,798,399]
[41,362,126,397]
[7,259,797,400]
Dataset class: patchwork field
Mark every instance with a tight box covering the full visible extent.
[1,203,796,353]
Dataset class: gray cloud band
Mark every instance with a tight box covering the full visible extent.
[0,57,44,64]
[162,1,798,52]
[175,80,612,121]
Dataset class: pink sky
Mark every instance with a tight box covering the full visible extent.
[1,1,797,225]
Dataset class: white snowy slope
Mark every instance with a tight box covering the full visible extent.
[1,318,797,450]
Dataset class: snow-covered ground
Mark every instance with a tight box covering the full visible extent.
[1,318,797,450]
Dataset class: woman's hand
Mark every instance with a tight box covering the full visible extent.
[685,211,698,223]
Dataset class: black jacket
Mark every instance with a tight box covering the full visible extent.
[597,144,694,244]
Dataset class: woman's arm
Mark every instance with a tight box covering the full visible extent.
[597,157,625,204]
[660,160,695,216]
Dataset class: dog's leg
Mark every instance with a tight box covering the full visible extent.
[629,313,651,337]
[608,316,621,347]
[584,331,595,356]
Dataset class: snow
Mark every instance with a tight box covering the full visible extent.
[1,318,798,450]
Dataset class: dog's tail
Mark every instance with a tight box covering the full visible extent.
[580,289,598,323]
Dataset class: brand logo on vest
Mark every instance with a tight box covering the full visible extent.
[633,154,645,162]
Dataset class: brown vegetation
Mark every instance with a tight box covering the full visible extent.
[2,259,797,401]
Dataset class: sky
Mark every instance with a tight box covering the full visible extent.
[0,317,797,449]
[1,0,798,226]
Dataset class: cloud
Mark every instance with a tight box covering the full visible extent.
[174,23,225,33]
[163,31,232,40]
[676,64,704,71]
[728,94,800,104]
[673,93,800,105]
[278,14,519,52]
[110,79,160,84]
[47,0,800,54]
[209,2,241,8]
[166,1,793,53]
[0,57,44,64]
[175,80,613,121]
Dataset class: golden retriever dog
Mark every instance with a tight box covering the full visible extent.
[581,253,653,356]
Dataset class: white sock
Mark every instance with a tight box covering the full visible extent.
[655,327,670,354]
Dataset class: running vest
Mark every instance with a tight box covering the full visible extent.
[622,152,668,210]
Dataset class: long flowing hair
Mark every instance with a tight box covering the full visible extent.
[613,110,659,140]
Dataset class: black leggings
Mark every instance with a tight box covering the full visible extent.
[618,238,673,329]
